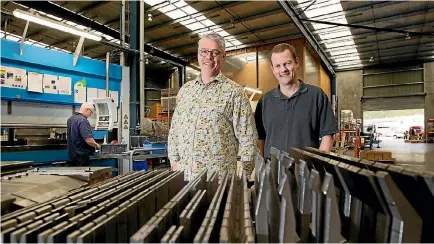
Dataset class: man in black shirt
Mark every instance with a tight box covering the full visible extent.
[67,102,100,166]
[255,43,338,159]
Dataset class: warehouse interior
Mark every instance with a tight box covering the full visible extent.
[1,0,433,243]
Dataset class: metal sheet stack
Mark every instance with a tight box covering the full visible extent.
[253,146,434,243]
[131,170,255,243]
[3,149,432,243]
[0,170,184,243]
[1,169,255,243]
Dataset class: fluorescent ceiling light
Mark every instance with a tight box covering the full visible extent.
[244,87,263,94]
[13,9,102,41]
[46,14,62,21]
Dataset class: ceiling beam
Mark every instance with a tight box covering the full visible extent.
[303,18,434,38]
[77,2,110,15]
[145,1,245,33]
[148,8,284,45]
[26,29,46,39]
[184,34,305,59]
[47,36,84,49]
[317,21,434,44]
[13,1,187,66]
[14,1,119,38]
[165,22,297,52]
[325,35,432,52]
[312,8,434,35]
[331,42,433,60]
[82,43,104,55]
[278,0,335,76]
[229,22,296,40]
[334,51,433,67]
[104,17,120,27]
[295,1,396,23]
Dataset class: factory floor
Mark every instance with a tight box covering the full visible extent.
[375,137,434,172]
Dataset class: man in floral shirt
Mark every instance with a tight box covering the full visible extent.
[168,32,258,181]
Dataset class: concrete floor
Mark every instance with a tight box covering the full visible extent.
[374,137,434,172]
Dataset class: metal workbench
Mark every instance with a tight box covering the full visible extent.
[93,148,168,174]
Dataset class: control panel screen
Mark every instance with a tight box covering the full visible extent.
[97,103,109,117]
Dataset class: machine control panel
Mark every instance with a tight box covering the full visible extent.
[93,97,118,131]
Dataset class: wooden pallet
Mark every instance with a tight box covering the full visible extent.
[405,140,425,143]
[375,158,396,164]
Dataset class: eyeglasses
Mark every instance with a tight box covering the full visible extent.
[198,49,222,57]
[87,108,94,115]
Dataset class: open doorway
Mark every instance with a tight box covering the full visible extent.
[363,109,424,147]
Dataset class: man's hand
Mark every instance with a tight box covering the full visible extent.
[171,162,180,171]
[319,135,333,152]
[85,137,100,149]
[236,162,244,178]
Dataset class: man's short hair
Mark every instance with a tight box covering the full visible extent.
[270,43,298,61]
[198,32,226,52]
[81,102,95,112]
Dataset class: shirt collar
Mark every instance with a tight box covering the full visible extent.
[272,79,308,99]
[194,72,225,85]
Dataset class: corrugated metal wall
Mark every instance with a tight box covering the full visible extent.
[362,63,425,111]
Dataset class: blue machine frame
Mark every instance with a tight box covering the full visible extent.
[1,39,123,171]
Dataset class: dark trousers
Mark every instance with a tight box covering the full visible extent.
[69,154,90,166]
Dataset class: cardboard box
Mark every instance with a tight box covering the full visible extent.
[374,153,383,160]
[367,152,375,161]
[360,151,367,159]
[382,152,392,160]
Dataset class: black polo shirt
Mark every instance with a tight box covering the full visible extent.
[67,112,94,161]
[255,80,338,159]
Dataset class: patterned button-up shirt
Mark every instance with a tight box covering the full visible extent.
[168,72,258,181]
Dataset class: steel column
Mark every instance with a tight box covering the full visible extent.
[129,1,139,129]
[139,0,145,130]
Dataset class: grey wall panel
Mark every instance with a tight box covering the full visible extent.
[363,84,424,97]
[362,96,425,111]
[424,62,434,131]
